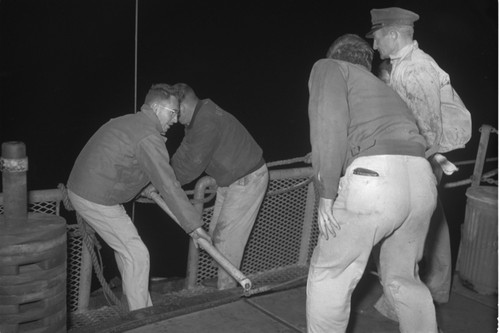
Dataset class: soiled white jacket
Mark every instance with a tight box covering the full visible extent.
[389,40,448,150]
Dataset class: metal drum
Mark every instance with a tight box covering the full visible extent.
[0,213,67,333]
[458,185,498,295]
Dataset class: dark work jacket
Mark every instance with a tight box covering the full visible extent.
[67,106,203,233]
[171,99,264,187]
[308,59,427,200]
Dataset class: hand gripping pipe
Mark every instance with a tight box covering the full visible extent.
[144,188,252,292]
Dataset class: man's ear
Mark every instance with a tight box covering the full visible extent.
[389,30,398,40]
[150,102,158,112]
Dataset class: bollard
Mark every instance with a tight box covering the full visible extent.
[1,141,28,224]
[0,141,67,333]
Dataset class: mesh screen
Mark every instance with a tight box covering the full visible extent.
[242,177,309,273]
[193,175,319,285]
[67,225,84,312]
[0,200,58,215]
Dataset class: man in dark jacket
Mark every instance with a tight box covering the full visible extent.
[67,84,210,311]
[171,83,269,290]
[306,34,439,332]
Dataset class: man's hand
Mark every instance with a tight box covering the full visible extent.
[189,227,212,249]
[318,197,340,240]
[140,184,157,199]
[304,152,312,164]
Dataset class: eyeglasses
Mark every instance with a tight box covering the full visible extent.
[158,105,180,117]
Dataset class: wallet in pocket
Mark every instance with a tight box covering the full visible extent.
[353,167,379,177]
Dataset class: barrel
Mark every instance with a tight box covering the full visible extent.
[0,213,67,333]
[457,185,498,295]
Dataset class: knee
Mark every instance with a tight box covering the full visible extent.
[128,239,150,266]
[383,276,429,300]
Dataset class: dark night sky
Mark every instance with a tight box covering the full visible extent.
[0,1,498,279]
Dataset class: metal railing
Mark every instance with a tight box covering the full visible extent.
[0,165,319,316]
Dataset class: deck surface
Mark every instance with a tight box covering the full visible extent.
[117,274,497,333]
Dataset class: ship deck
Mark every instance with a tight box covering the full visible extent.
[68,271,497,333]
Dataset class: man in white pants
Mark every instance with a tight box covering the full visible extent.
[67,84,210,311]
[307,34,439,332]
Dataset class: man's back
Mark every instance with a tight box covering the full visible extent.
[68,111,159,205]
[172,99,263,187]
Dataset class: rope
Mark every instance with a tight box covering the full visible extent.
[267,177,313,196]
[134,154,313,206]
[57,184,128,315]
[266,153,311,168]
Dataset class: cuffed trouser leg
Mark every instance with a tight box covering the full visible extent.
[210,164,269,289]
[68,190,153,311]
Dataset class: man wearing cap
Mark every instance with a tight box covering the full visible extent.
[67,84,211,311]
[306,33,439,333]
[366,7,458,317]
[170,83,269,290]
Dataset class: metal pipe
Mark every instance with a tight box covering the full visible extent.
[185,176,216,289]
[471,124,494,187]
[1,141,28,224]
[144,187,252,291]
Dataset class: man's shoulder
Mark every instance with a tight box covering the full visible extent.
[399,42,438,67]
[311,59,351,79]
[313,58,344,69]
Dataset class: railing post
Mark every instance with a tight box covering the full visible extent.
[471,124,494,187]
[185,176,217,289]
[1,141,28,224]
[76,234,93,313]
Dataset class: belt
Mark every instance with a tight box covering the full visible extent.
[352,139,425,159]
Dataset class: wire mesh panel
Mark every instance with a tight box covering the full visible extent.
[194,207,218,284]
[241,176,310,274]
[0,200,58,215]
[189,167,320,286]
[308,185,320,259]
[66,225,85,312]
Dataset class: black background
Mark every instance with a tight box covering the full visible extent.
[1,0,497,282]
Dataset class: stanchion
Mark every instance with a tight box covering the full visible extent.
[0,141,67,333]
[142,187,252,292]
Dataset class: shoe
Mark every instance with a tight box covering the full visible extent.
[201,277,218,288]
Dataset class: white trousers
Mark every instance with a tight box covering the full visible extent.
[210,164,269,289]
[307,155,439,333]
[68,190,152,311]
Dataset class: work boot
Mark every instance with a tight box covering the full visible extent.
[201,274,237,290]
[201,277,218,288]
[373,294,398,322]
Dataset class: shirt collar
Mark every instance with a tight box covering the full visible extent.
[186,99,206,129]
[140,104,163,133]
[390,40,419,63]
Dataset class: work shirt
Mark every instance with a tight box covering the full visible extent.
[308,59,426,200]
[171,99,264,187]
[389,40,451,150]
[67,106,203,233]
